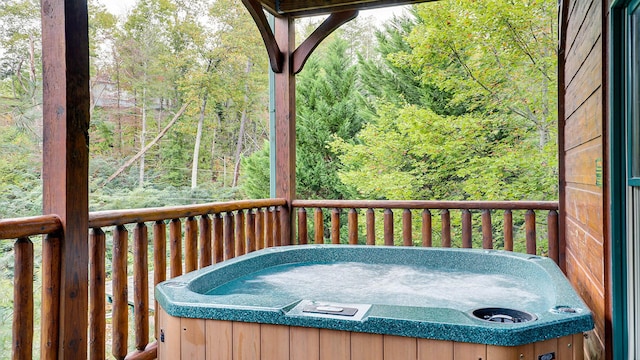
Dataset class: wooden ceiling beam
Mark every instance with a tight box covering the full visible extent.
[292,10,358,74]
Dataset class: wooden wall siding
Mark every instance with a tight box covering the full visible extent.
[562,0,606,355]
[157,310,585,360]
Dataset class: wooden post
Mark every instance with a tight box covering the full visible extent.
[274,16,296,245]
[41,0,90,357]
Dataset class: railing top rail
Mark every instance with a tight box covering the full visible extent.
[88,198,287,228]
[0,215,62,240]
[291,199,559,211]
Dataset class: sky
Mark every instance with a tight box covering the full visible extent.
[98,0,408,24]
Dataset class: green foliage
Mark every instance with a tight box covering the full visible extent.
[240,141,270,199]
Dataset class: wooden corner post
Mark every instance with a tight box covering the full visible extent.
[41,0,90,358]
[274,16,296,245]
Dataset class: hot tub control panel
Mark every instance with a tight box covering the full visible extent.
[302,304,358,316]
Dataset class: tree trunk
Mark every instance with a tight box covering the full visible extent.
[191,94,208,189]
[140,84,147,187]
[103,102,191,186]
[232,60,253,187]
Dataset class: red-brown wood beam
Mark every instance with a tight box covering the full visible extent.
[41,0,90,358]
[241,0,283,73]
[292,10,358,74]
[274,16,295,244]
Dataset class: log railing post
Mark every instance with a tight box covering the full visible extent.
[89,229,106,360]
[255,209,265,250]
[199,215,212,268]
[41,233,61,360]
[235,210,246,256]
[133,223,149,351]
[461,209,472,248]
[547,210,559,264]
[153,221,166,340]
[348,209,358,245]
[331,208,341,244]
[366,209,375,245]
[298,208,308,245]
[525,210,537,255]
[402,209,412,246]
[482,209,493,249]
[314,208,324,244]
[422,210,432,247]
[441,210,451,247]
[266,208,274,248]
[224,212,235,260]
[213,214,224,263]
[13,238,34,360]
[112,226,128,360]
[503,210,513,251]
[247,210,256,252]
[169,219,182,277]
[185,217,198,273]
[383,209,393,246]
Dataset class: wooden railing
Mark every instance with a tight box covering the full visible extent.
[0,198,559,359]
[0,215,63,360]
[291,200,560,263]
[86,198,287,360]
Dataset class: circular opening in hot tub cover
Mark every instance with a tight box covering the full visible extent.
[472,308,537,323]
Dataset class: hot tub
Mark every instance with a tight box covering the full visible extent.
[156,245,593,360]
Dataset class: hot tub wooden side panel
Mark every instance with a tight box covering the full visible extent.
[157,309,585,360]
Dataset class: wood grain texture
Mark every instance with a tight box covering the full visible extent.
[349,208,359,245]
[366,209,375,245]
[314,208,324,244]
[384,335,417,359]
[40,234,61,360]
[112,226,129,359]
[418,339,453,360]
[158,309,181,360]
[134,223,149,351]
[199,215,212,268]
[402,209,412,246]
[233,322,260,360]
[261,324,290,359]
[89,229,106,360]
[332,208,341,244]
[206,320,232,360]
[319,329,350,360]
[453,342,485,360]
[290,327,319,360]
[170,219,182,277]
[185,217,198,273]
[384,209,394,245]
[13,238,33,360]
[298,208,308,245]
[351,332,383,360]
[181,318,206,360]
[421,210,432,247]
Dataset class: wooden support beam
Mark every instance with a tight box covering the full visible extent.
[274,16,296,244]
[41,0,90,358]
[292,10,358,74]
[241,0,283,73]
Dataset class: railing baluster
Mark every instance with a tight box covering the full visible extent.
[402,209,412,246]
[185,217,198,273]
[441,210,451,248]
[461,209,472,248]
[235,210,246,256]
[422,210,432,247]
[384,209,393,246]
[13,237,33,360]
[331,208,341,244]
[280,205,291,246]
[314,208,324,244]
[247,210,256,252]
[366,209,375,245]
[169,219,182,278]
[298,208,308,245]
[275,207,282,246]
[90,228,106,360]
[504,210,513,251]
[266,208,274,248]
[41,233,61,360]
[256,209,265,250]
[348,208,358,245]
[548,210,559,264]
[153,221,166,340]
[199,215,212,268]
[525,210,537,255]
[112,225,128,360]
[224,212,235,260]
[213,213,224,263]
[133,223,149,351]
[482,209,493,249]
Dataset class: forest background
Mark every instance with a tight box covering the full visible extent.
[0,0,557,352]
